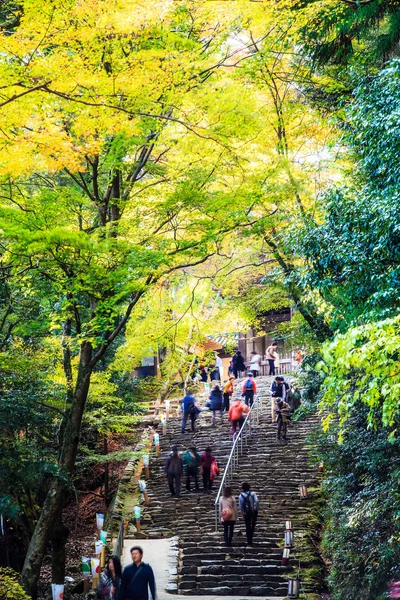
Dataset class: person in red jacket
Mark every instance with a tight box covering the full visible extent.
[200,447,215,493]
[228,399,249,439]
[242,372,257,407]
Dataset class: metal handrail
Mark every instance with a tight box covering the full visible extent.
[214,393,263,531]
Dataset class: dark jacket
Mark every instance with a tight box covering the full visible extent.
[164,453,183,475]
[181,395,196,413]
[182,449,200,472]
[118,562,156,600]
[209,389,223,411]
[232,352,246,371]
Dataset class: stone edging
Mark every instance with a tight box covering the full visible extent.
[165,536,180,594]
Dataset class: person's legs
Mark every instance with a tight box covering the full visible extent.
[251,511,258,540]
[186,470,191,491]
[223,392,230,412]
[268,360,274,375]
[168,473,175,495]
[249,391,254,407]
[181,411,188,433]
[190,412,195,432]
[231,419,238,438]
[223,523,229,546]
[251,370,257,378]
[233,368,238,378]
[175,474,181,497]
[277,418,282,440]
[282,420,288,440]
[228,522,234,546]
[211,410,215,425]
[194,470,200,491]
[245,516,252,544]
[203,467,210,491]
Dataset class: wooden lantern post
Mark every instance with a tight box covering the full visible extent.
[154,432,160,456]
[143,453,150,479]
[134,506,141,533]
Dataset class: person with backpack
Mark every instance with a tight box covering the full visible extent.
[276,398,291,441]
[266,342,278,375]
[200,447,215,493]
[182,446,200,493]
[232,350,246,378]
[118,546,156,600]
[164,445,184,497]
[219,486,238,547]
[228,398,249,439]
[242,372,257,407]
[181,394,200,433]
[209,385,224,425]
[223,376,235,412]
[239,482,259,547]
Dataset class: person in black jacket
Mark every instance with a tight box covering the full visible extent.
[232,350,246,378]
[118,546,156,600]
[164,445,184,497]
[209,385,223,425]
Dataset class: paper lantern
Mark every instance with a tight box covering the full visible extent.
[139,480,146,492]
[81,557,91,579]
[96,513,104,530]
[299,485,308,498]
[154,433,159,445]
[285,520,292,530]
[282,548,290,565]
[287,577,300,598]
[143,454,149,467]
[134,506,141,520]
[95,540,103,555]
[99,530,107,544]
[284,530,294,548]
[91,558,100,577]
[51,584,64,600]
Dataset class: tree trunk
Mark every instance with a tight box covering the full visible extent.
[21,342,93,598]
[104,434,109,503]
[51,509,69,584]
[264,237,333,341]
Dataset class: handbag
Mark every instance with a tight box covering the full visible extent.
[221,507,233,521]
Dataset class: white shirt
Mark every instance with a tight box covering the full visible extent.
[249,353,261,372]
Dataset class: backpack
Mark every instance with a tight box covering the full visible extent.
[241,492,255,516]
[245,379,253,389]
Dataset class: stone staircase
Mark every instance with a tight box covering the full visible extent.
[139,377,323,597]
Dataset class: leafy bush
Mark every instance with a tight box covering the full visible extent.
[0,568,30,600]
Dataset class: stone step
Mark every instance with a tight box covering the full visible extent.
[134,378,323,595]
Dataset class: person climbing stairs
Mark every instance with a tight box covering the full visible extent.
[128,376,323,597]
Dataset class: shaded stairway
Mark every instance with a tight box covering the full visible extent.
[139,377,323,597]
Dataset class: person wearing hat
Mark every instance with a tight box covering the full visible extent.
[182,446,200,492]
[223,376,235,412]
[164,445,183,497]
[276,398,291,441]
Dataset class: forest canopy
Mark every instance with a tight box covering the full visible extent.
[1,1,400,599]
